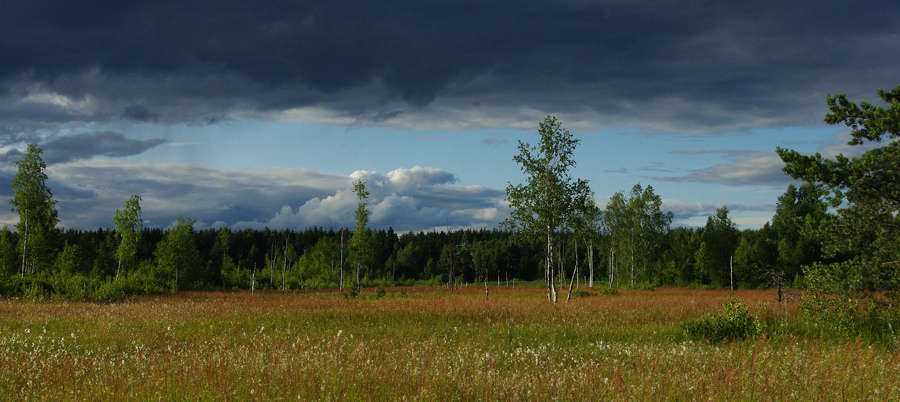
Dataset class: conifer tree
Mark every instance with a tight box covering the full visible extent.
[778,85,900,291]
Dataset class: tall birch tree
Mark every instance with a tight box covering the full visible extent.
[9,144,58,277]
[503,116,590,303]
[579,197,602,288]
[113,194,142,281]
[605,184,672,287]
[350,179,371,294]
[154,216,200,291]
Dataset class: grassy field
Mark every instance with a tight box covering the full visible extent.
[1,286,898,401]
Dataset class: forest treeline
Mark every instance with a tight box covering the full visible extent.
[0,181,825,300]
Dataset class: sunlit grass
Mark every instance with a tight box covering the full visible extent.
[1,287,897,400]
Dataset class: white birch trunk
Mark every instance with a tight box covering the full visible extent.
[20,212,27,279]
[588,238,594,288]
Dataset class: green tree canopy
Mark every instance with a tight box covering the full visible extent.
[699,206,739,288]
[605,184,673,287]
[503,116,590,302]
[154,216,201,291]
[350,179,371,293]
[9,144,58,276]
[114,195,142,281]
[770,183,828,282]
[777,85,900,291]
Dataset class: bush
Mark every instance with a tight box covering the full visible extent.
[92,280,127,301]
[599,286,619,295]
[569,289,593,298]
[51,273,93,300]
[23,280,47,302]
[802,291,900,346]
[682,296,760,343]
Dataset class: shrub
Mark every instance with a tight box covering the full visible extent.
[569,289,593,298]
[802,291,900,346]
[23,280,47,302]
[92,280,127,301]
[682,296,759,343]
[599,286,619,295]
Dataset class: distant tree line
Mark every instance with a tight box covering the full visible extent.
[0,198,832,301]
[0,149,832,300]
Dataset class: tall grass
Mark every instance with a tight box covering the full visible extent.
[0,288,897,400]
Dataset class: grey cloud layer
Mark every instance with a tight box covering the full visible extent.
[0,132,167,165]
[657,149,793,186]
[656,131,880,187]
[0,162,506,232]
[663,200,776,225]
[2,0,898,134]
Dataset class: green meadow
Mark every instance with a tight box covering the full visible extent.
[1,287,898,401]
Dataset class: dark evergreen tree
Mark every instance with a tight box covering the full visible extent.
[778,85,900,291]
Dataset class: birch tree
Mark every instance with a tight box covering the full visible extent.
[503,116,590,303]
[113,195,142,281]
[439,242,458,290]
[565,196,598,302]
[350,179,371,294]
[581,198,603,288]
[605,184,672,287]
[154,216,200,291]
[605,192,628,287]
[9,144,58,277]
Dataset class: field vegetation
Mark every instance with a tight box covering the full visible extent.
[2,287,898,401]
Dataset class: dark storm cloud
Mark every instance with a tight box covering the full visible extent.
[122,105,161,122]
[0,132,167,165]
[43,132,166,164]
[1,0,898,131]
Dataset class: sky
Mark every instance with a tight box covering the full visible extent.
[1,0,898,232]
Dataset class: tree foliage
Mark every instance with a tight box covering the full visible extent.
[771,184,828,281]
[503,116,590,302]
[154,216,201,291]
[350,179,372,293]
[9,144,58,275]
[698,207,739,288]
[777,85,900,291]
[114,195,143,281]
[605,184,673,288]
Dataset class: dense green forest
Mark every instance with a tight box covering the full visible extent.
[0,180,830,300]
[3,86,899,301]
